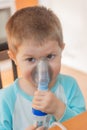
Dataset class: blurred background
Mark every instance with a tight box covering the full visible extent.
[0,0,87,108]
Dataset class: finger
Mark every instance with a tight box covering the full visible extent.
[26,123,38,130]
[32,103,48,113]
[34,91,47,96]
[32,104,42,110]
[33,96,42,102]
[36,126,44,130]
[32,97,45,106]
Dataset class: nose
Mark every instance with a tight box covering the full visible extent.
[31,58,52,85]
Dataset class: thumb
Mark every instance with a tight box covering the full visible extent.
[36,126,44,130]
[25,124,37,130]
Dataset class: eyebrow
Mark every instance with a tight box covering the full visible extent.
[22,46,61,58]
[23,54,35,58]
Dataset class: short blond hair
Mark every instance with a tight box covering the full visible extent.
[6,6,63,53]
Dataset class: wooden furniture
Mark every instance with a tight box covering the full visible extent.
[0,42,18,88]
[49,111,87,130]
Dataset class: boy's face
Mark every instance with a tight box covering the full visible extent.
[12,40,63,88]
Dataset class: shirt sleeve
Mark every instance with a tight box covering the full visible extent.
[59,78,86,122]
[0,90,13,130]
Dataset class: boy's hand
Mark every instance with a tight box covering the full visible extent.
[32,90,66,120]
[26,125,44,130]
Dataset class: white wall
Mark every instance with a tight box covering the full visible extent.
[0,0,16,42]
[39,0,87,73]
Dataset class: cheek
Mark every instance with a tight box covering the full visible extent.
[50,60,61,79]
[19,66,32,80]
[53,64,61,78]
[24,70,31,79]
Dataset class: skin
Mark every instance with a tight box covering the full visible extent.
[8,39,65,130]
[26,124,44,130]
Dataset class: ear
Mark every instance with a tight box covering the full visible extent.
[61,43,65,51]
[8,50,17,65]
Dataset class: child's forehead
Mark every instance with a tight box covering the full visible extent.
[19,39,61,55]
[23,38,59,47]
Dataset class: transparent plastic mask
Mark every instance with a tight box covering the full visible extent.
[32,58,52,89]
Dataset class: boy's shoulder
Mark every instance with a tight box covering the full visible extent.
[59,73,77,82]
[58,74,80,97]
[52,73,79,94]
[58,73,78,88]
[0,79,18,101]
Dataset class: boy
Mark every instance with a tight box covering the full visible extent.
[0,6,86,130]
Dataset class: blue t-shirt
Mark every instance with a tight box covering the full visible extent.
[0,74,86,130]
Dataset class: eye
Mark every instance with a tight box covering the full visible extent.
[46,54,55,60]
[26,58,36,63]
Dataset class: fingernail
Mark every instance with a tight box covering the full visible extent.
[34,122,37,127]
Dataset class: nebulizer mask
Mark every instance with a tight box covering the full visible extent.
[32,58,67,130]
